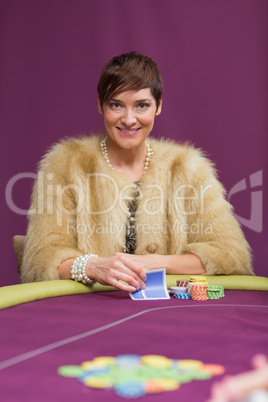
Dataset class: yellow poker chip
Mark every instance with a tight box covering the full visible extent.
[157,379,180,391]
[84,376,113,389]
[190,276,207,283]
[92,356,115,365]
[177,359,203,370]
[142,355,172,369]
[145,378,180,393]
[81,361,106,370]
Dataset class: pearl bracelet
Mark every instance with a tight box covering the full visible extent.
[70,254,98,285]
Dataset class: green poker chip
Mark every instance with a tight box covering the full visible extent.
[207,292,220,299]
[207,285,224,298]
[58,365,85,377]
[207,285,221,291]
[193,371,212,380]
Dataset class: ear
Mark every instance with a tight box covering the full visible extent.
[155,98,163,116]
[97,98,103,114]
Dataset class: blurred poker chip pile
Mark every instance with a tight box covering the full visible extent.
[58,354,225,398]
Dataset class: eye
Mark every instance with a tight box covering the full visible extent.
[108,102,122,110]
[137,103,151,110]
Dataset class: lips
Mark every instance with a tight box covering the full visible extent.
[117,127,141,135]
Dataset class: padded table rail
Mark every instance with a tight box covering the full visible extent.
[0,275,267,310]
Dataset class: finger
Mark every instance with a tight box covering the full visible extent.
[95,261,144,291]
[112,279,137,293]
[90,256,146,291]
[109,268,145,291]
[106,257,146,289]
[251,354,268,369]
[98,276,136,293]
[116,254,147,282]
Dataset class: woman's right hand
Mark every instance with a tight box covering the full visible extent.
[58,254,147,293]
[87,254,147,292]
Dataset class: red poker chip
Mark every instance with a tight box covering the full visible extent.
[176,280,189,287]
[190,285,208,300]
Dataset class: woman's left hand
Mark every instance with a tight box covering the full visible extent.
[116,253,205,275]
[114,252,161,271]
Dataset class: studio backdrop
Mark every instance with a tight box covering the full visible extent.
[1,0,267,285]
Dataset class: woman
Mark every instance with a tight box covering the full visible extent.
[21,52,253,291]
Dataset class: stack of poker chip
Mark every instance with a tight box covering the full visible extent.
[176,280,189,288]
[169,282,190,299]
[188,276,208,301]
[174,292,191,300]
[171,280,190,299]
[190,284,208,300]
[207,285,224,299]
[187,277,208,290]
[189,276,208,284]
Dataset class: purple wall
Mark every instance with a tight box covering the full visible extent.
[1,0,267,286]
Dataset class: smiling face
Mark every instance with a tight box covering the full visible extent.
[98,88,162,151]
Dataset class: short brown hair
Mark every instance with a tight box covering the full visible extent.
[97,52,163,110]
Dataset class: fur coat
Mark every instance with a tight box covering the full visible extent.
[20,135,253,282]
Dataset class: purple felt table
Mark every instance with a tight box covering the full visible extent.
[0,290,268,402]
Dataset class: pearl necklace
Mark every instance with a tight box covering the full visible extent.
[100,136,153,254]
[100,137,153,175]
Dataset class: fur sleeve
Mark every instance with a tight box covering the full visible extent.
[20,140,83,282]
[179,148,253,275]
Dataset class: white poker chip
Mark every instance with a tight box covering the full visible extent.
[170,287,187,293]
[116,355,141,368]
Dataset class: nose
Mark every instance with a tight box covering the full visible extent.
[121,108,137,126]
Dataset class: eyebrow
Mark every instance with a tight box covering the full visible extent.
[136,99,153,103]
[110,98,153,103]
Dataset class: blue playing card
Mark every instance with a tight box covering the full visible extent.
[143,269,170,299]
[130,268,170,300]
[129,288,144,300]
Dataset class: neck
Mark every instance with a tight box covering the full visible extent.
[100,137,153,181]
[107,137,146,164]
